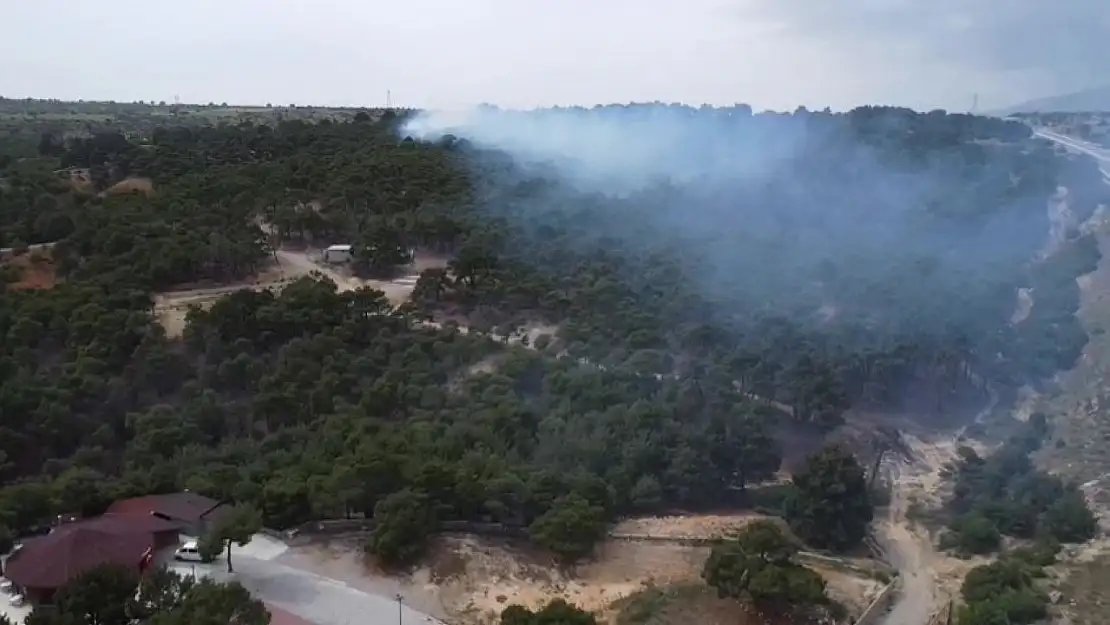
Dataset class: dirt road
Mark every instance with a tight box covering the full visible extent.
[153,250,424,336]
[875,461,939,625]
[272,250,364,293]
[875,388,998,625]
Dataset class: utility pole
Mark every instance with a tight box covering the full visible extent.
[395,593,402,625]
[386,90,392,108]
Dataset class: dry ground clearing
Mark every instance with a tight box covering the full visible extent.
[278,514,887,625]
[152,248,449,337]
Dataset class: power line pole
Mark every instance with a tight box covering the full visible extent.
[395,593,402,625]
[386,90,392,108]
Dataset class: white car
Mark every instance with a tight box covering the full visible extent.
[173,540,205,562]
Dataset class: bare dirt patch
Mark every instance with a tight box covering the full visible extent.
[2,253,58,291]
[281,521,882,625]
[151,249,429,337]
[609,514,763,540]
[102,177,155,197]
[62,167,96,194]
[413,250,451,273]
[1052,519,1110,624]
[153,259,292,337]
[274,249,421,305]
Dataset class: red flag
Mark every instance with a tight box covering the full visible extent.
[139,547,154,571]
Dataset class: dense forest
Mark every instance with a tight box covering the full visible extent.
[0,102,1105,564]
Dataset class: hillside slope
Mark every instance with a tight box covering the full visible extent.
[997,85,1110,115]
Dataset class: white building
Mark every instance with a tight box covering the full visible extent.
[323,244,353,264]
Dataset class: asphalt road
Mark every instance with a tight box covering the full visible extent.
[229,556,444,625]
[167,535,445,625]
[1034,129,1110,180]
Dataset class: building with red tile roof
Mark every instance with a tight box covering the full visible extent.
[5,513,181,605]
[107,491,232,537]
[266,604,318,625]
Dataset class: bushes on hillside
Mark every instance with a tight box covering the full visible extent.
[957,545,1060,625]
[702,520,830,619]
[942,417,1098,555]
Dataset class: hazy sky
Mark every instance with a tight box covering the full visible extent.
[2,0,1105,112]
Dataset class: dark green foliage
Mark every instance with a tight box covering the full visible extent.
[702,520,828,616]
[1040,490,1100,543]
[32,563,268,625]
[942,514,1002,555]
[945,417,1098,553]
[365,489,438,567]
[46,564,139,625]
[1007,539,1062,568]
[500,599,597,625]
[0,103,1104,564]
[148,579,269,625]
[0,524,12,554]
[208,504,262,572]
[957,558,1051,625]
[528,493,608,561]
[197,531,222,563]
[784,445,873,551]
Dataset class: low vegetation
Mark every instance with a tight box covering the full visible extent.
[702,520,835,622]
[956,543,1061,625]
[500,600,597,625]
[941,414,1098,556]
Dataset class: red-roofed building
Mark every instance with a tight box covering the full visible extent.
[5,513,181,605]
[107,491,232,537]
[266,604,318,625]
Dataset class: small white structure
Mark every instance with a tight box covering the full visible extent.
[323,244,353,264]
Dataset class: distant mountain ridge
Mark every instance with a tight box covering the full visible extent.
[996,85,1110,115]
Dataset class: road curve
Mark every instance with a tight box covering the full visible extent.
[1034,128,1110,181]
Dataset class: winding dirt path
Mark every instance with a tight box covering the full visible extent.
[875,388,998,625]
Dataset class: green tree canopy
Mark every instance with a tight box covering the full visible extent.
[701,520,828,616]
[500,599,597,625]
[784,445,874,551]
[365,488,438,567]
[528,493,608,562]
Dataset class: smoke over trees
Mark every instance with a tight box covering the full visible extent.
[0,100,1105,565]
[405,104,1104,423]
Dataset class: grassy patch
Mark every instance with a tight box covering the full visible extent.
[613,584,762,625]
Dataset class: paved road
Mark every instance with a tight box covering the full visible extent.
[1034,128,1110,181]
[231,556,444,625]
[166,535,445,625]
[173,555,444,625]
